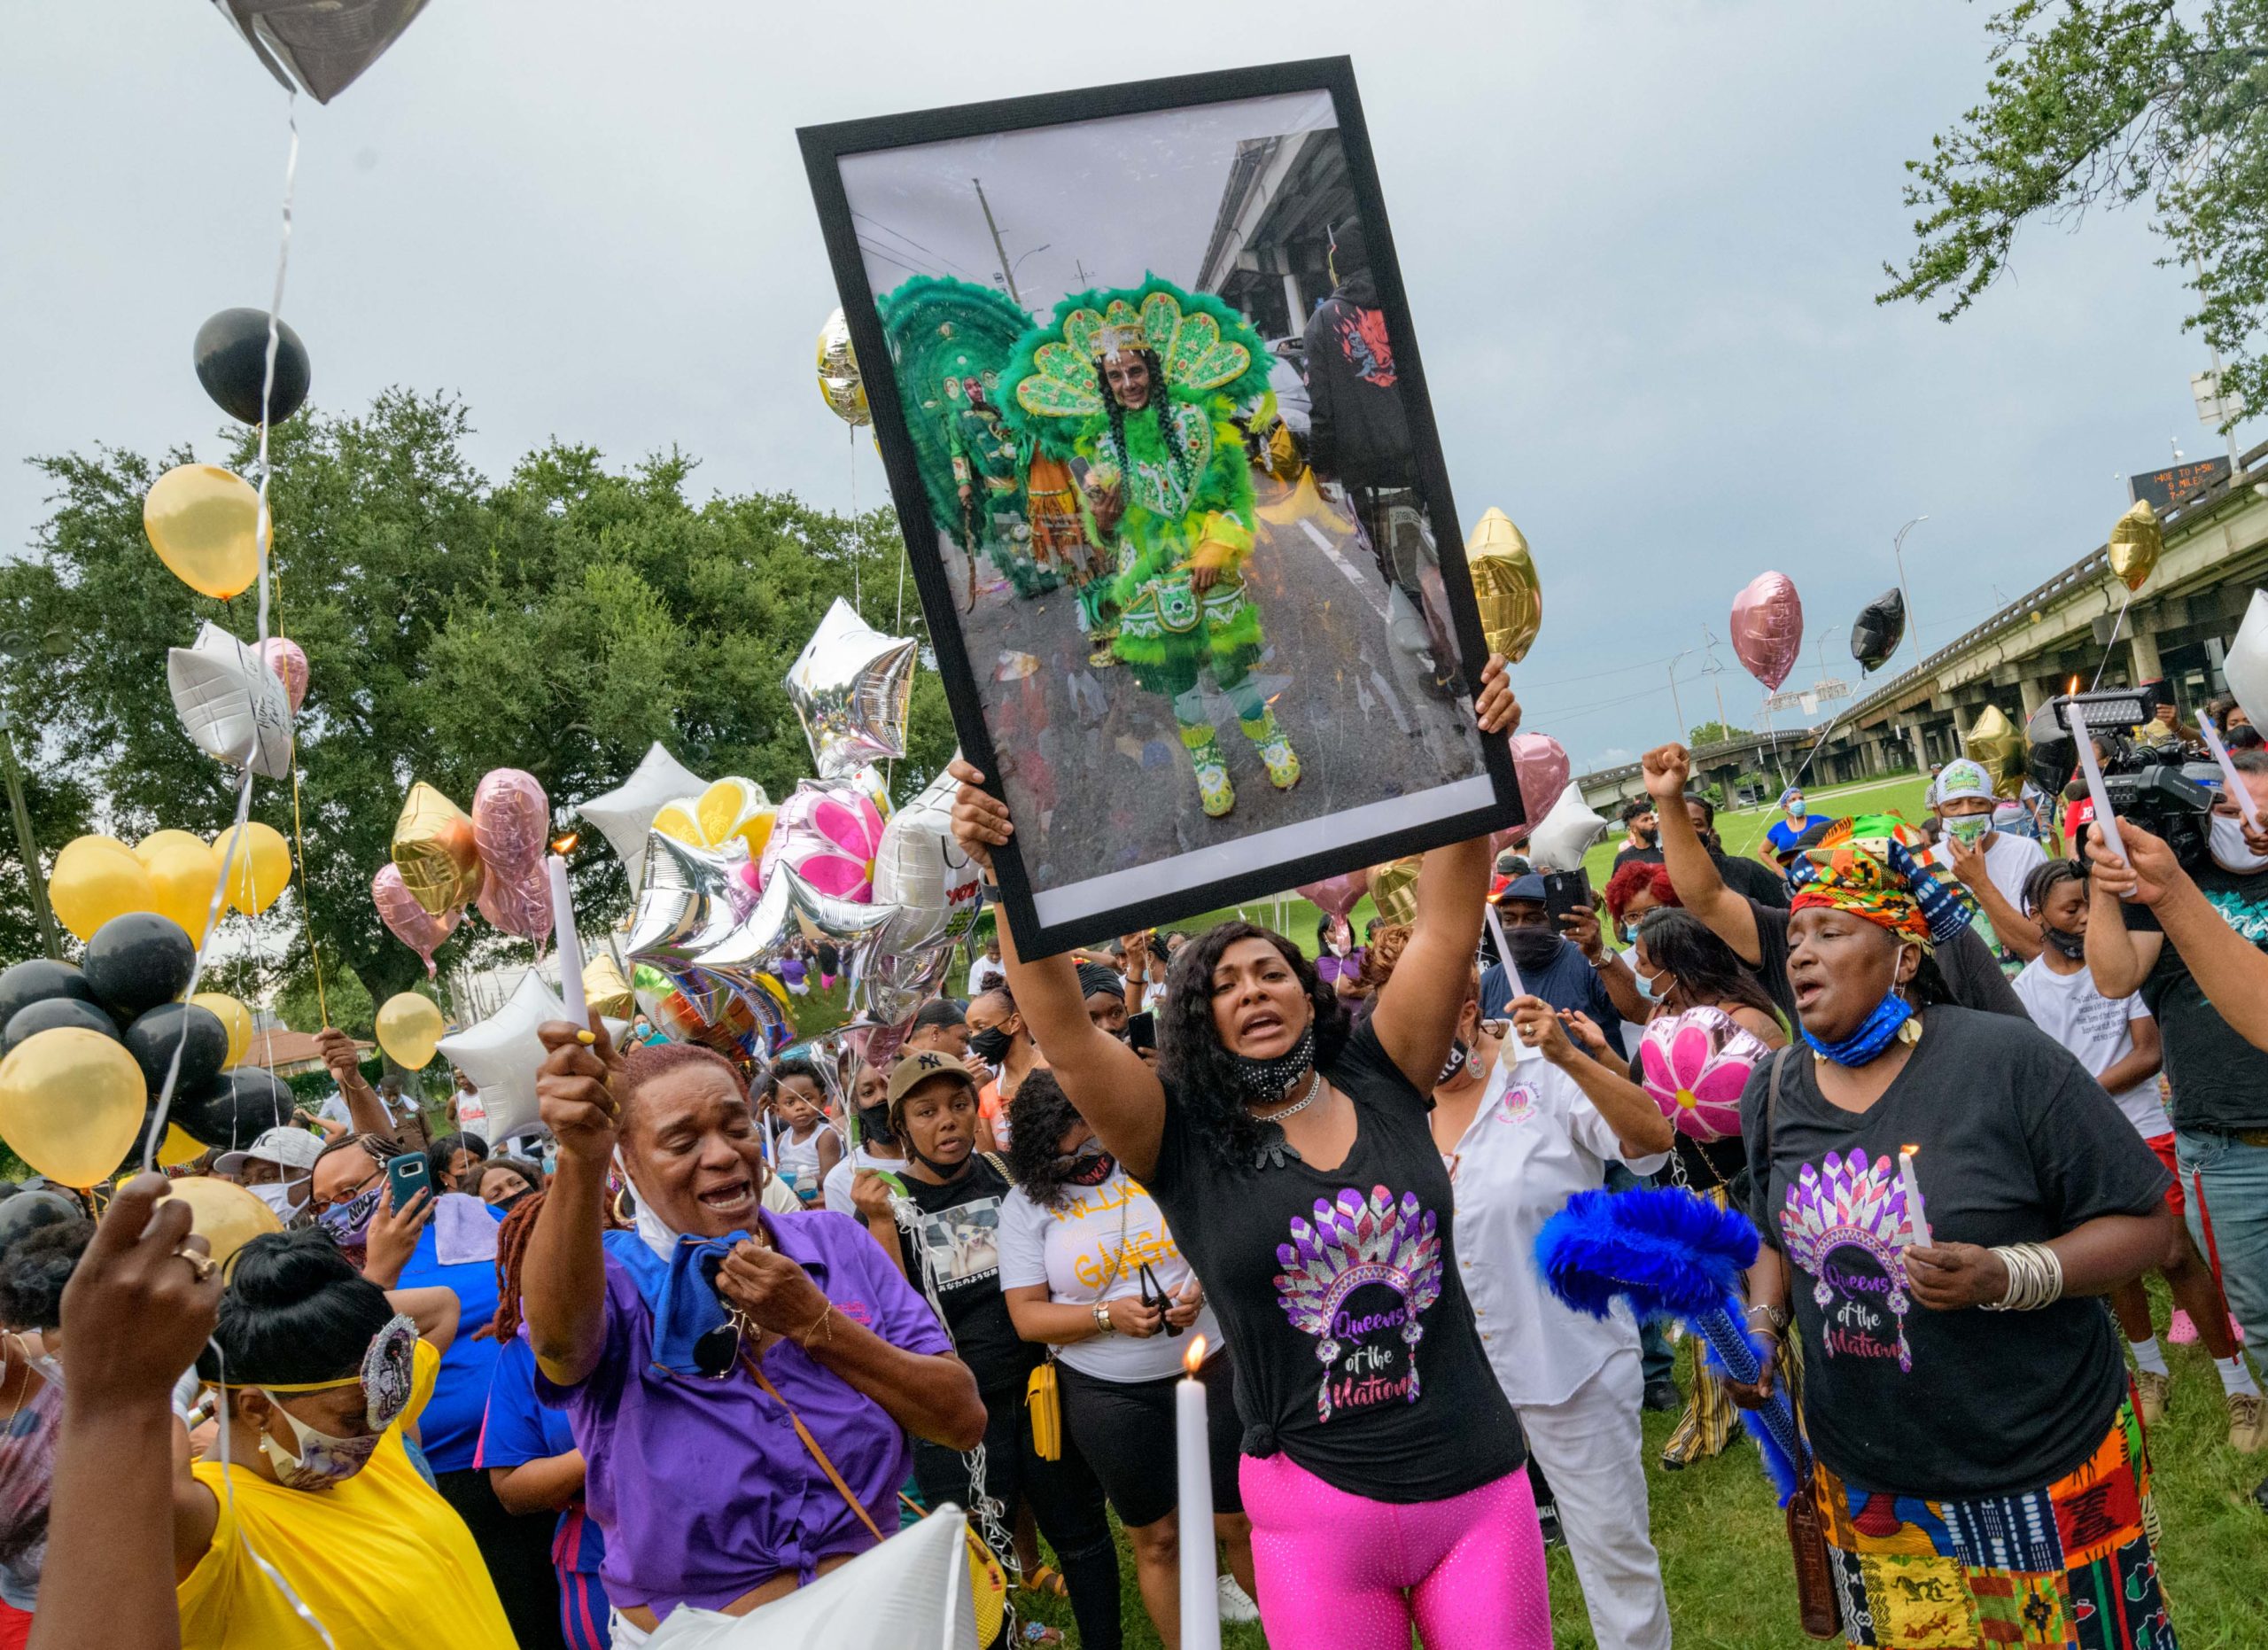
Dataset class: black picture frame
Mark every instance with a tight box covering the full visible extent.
[799,56,1520,958]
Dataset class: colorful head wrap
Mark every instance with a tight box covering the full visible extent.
[1786,815,1976,952]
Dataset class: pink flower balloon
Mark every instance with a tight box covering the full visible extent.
[1730,572,1803,693]
[258,636,308,715]
[1511,733,1571,828]
[373,862,462,977]
[1637,1006,1769,1141]
[1296,868,1370,921]
[472,768,552,883]
[757,779,887,902]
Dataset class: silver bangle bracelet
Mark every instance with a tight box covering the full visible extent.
[1980,1241,2064,1311]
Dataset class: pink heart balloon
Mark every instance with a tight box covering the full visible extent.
[1510,733,1572,829]
[1296,868,1370,922]
[472,767,552,883]
[373,862,462,977]
[259,635,308,715]
[1730,572,1804,693]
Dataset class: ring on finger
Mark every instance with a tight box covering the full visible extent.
[174,1245,218,1283]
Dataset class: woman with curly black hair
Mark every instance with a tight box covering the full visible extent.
[950,656,1554,1650]
[998,1072,1252,1646]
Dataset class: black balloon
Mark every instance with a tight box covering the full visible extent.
[175,1066,293,1152]
[82,914,196,1019]
[193,307,312,426]
[0,960,99,1032]
[0,1188,82,1256]
[122,1002,230,1100]
[1850,588,1907,674]
[2,997,121,1057]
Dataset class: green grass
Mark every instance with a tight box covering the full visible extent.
[1014,1281,2263,1646]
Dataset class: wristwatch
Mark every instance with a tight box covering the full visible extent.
[1091,1301,1115,1336]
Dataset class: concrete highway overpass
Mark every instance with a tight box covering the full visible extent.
[1578,437,2268,813]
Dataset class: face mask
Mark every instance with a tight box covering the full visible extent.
[2041,926,2088,961]
[315,1179,383,1249]
[1231,1020,1317,1105]
[260,1401,386,1490]
[2210,813,2268,875]
[1062,1145,1116,1187]
[1786,798,1806,820]
[252,1179,307,1220]
[1437,1039,1472,1086]
[856,1103,897,1149]
[1633,964,1670,1002]
[968,1024,1014,1065]
[1503,926,1562,972]
[1945,814,1992,849]
[1800,976,1918,1067]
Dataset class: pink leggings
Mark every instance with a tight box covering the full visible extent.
[1239,1452,1553,1648]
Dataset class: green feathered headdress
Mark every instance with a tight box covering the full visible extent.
[999,275,1274,457]
[875,274,1035,530]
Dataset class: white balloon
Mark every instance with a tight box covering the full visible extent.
[2226,588,2268,735]
[1526,784,1612,872]
[577,742,709,896]
[641,1505,976,1650]
[167,621,292,779]
[436,969,567,1142]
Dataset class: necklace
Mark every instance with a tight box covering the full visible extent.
[1252,1067,1323,1125]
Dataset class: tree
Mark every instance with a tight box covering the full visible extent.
[1688,720,1756,748]
[0,391,956,1017]
[1881,1,2268,417]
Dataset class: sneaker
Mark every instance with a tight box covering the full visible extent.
[1239,711,1302,790]
[2232,1390,2267,1453]
[1182,728,1235,818]
[1536,1498,1565,1550]
[1642,1378,1682,1413]
[2169,1309,2199,1345]
[2135,1368,2172,1428]
[1217,1575,1259,1624]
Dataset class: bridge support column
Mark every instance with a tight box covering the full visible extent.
[2130,627,2163,686]
[2019,676,2046,719]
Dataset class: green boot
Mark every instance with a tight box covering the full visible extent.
[1240,708,1301,790]
[1181,722,1235,818]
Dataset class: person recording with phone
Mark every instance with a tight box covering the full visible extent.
[1478,875,1643,1041]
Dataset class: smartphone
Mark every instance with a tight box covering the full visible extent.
[1542,868,1591,930]
[1125,1011,1157,1055]
[384,1151,431,1214]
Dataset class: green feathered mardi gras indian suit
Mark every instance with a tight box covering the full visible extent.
[1001,277,1300,818]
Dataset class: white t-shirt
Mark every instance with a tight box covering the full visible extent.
[454,1087,485,1133]
[996,1169,1221,1382]
[2011,959,2169,1139]
[1981,831,2049,915]
[823,1144,907,1216]
[967,955,1005,997]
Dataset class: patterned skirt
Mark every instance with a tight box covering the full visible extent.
[1812,1398,2173,1649]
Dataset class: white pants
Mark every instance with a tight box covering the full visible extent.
[1514,1346,1672,1650]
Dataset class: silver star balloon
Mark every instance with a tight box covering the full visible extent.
[625,831,756,1023]
[784,598,917,780]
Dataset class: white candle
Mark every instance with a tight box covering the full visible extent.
[1899,1145,1932,1249]
[548,852,588,1031]
[2203,719,2262,828]
[2067,704,2128,863]
[1483,905,1542,1063]
[1177,1336,1221,1650]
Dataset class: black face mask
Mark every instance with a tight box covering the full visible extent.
[1503,925,1562,972]
[1231,1021,1317,1105]
[968,1024,1015,1064]
[1437,1039,1471,1086]
[2041,926,2088,961]
[856,1103,897,1149]
[1061,1147,1116,1187]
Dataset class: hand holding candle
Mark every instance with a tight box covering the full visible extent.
[2203,719,2262,829]
[547,848,588,1031]
[1176,1335,1221,1650]
[1899,1145,1932,1248]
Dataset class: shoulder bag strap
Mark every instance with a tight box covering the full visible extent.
[738,1345,887,1544]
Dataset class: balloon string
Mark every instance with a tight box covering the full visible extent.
[849,424,862,619]
[2091,587,2138,693]
[143,97,300,1171]
[273,564,328,1029]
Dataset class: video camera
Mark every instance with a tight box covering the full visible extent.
[2025,686,2221,868]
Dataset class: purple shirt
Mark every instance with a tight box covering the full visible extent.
[535,1208,950,1620]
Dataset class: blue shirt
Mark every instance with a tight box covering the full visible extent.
[1481,935,1627,1053]
[478,1335,605,1575]
[394,1207,504,1474]
[1765,816,1809,856]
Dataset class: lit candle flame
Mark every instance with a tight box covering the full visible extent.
[550,833,579,854]
[2067,675,2079,696]
[1901,1144,1919,1157]
[1184,1334,1208,1375]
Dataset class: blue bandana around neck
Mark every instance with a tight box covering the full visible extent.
[603,1226,751,1377]
[1800,991,1915,1067]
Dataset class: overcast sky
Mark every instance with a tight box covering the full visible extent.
[3,2,2249,774]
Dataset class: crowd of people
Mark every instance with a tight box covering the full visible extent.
[9,660,2268,1650]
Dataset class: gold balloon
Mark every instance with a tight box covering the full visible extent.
[212,821,292,916]
[0,1027,145,1187]
[2109,499,2162,593]
[1465,508,1542,665]
[391,782,483,915]
[375,992,446,1070]
[190,991,254,1067]
[138,833,222,939]
[160,1175,284,1264]
[1961,705,2029,800]
[816,308,871,427]
[1369,855,1424,928]
[581,953,636,1022]
[50,835,157,941]
[158,1123,208,1168]
[144,464,266,601]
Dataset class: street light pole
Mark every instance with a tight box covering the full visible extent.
[972,178,1021,306]
[1892,516,1928,666]
[1666,649,1693,744]
[0,698,58,961]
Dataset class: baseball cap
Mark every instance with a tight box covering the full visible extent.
[1503,873,1549,904]
[1934,759,1994,804]
[214,1125,323,1178]
[886,1050,980,1109]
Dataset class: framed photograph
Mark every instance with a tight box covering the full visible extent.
[801,57,1519,956]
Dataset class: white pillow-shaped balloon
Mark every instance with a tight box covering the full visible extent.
[167,621,292,779]
[2225,588,2268,734]
[578,742,708,896]
[1526,784,1612,872]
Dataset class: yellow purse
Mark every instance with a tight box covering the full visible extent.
[1027,1359,1063,1461]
